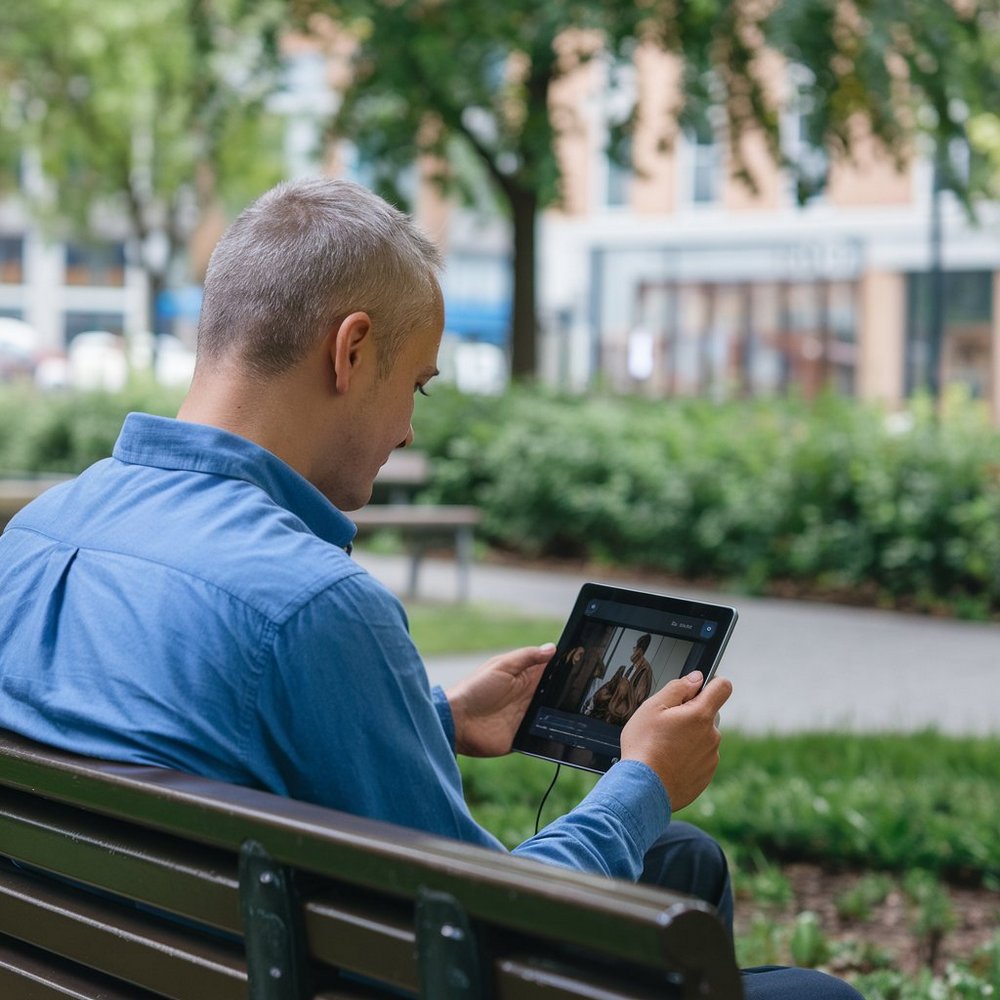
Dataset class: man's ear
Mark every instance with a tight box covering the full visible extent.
[330,312,373,395]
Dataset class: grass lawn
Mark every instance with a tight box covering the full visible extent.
[405,600,565,655]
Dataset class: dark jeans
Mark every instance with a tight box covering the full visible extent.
[641,822,864,1000]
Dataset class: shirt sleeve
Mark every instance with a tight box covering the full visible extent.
[431,686,456,749]
[253,570,670,881]
[512,761,671,880]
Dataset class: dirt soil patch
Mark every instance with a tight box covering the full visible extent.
[737,863,999,977]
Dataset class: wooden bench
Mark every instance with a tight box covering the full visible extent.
[0,475,73,529]
[357,451,481,603]
[0,728,742,1000]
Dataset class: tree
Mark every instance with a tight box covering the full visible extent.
[0,0,288,336]
[292,0,999,378]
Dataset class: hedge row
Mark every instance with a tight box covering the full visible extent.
[411,386,1000,616]
[4,383,1000,614]
[0,381,183,475]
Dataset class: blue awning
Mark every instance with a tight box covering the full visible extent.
[444,299,510,346]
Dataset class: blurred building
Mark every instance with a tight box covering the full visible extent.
[4,38,998,413]
[535,49,1000,417]
[0,172,148,357]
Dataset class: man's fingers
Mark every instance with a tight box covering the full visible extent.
[646,673,733,714]
[483,643,556,675]
[698,677,733,715]
[652,671,705,708]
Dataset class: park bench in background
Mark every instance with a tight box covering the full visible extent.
[352,449,481,603]
[0,475,73,531]
[0,450,479,602]
[0,728,741,1000]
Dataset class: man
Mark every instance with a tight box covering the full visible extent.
[0,178,859,1000]
[588,633,654,726]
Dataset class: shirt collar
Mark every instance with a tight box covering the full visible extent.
[112,412,357,550]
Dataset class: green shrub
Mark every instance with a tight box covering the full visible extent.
[0,382,182,474]
[415,386,1000,614]
[461,731,1000,882]
[836,873,893,922]
[789,911,832,968]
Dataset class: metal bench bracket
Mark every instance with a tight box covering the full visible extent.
[416,888,490,1000]
[239,839,310,1000]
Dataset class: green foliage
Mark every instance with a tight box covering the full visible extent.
[854,950,1000,1000]
[789,911,831,968]
[0,0,286,324]
[460,731,1000,883]
[904,870,958,968]
[415,386,1000,615]
[688,731,1000,882]
[737,913,786,968]
[836,873,894,922]
[740,861,794,908]
[0,383,182,474]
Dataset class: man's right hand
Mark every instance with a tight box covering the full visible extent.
[620,672,733,811]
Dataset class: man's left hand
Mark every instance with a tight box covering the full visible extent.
[446,644,556,757]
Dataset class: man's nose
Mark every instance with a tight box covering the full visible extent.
[397,424,414,449]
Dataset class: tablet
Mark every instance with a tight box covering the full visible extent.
[513,583,738,773]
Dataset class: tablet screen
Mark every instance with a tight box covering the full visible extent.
[513,583,738,773]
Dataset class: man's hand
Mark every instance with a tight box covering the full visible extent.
[620,672,733,811]
[445,644,555,757]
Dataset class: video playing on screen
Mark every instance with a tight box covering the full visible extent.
[523,595,717,769]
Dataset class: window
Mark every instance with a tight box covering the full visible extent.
[0,237,24,284]
[64,242,126,287]
[599,58,636,209]
[64,311,125,344]
[686,125,723,205]
[605,136,632,208]
[906,270,993,398]
[781,66,828,204]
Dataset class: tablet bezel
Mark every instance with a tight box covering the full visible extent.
[512,582,738,774]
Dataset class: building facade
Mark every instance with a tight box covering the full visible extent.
[534,48,1000,417]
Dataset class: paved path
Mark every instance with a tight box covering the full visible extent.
[354,551,1000,736]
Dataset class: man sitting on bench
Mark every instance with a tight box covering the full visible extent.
[0,178,859,1000]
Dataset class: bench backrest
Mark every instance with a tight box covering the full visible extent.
[0,729,741,1000]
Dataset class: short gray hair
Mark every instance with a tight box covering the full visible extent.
[196,178,443,377]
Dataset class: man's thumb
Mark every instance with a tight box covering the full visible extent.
[654,671,704,708]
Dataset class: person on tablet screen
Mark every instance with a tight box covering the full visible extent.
[0,178,860,1000]
[587,633,654,726]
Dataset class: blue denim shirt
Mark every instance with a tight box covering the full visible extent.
[0,413,670,878]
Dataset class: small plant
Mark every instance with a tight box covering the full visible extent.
[736,914,785,969]
[836,873,894,922]
[789,911,831,968]
[742,863,795,908]
[903,870,957,971]
[829,937,894,973]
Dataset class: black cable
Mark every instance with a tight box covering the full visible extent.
[534,764,562,835]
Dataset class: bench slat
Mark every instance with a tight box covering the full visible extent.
[0,864,247,1000]
[0,936,168,1000]
[305,891,417,991]
[350,504,481,528]
[0,788,241,933]
[495,955,671,1000]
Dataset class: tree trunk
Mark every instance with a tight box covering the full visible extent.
[509,185,538,379]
